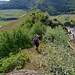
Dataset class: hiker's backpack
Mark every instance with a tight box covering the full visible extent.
[33,38,38,44]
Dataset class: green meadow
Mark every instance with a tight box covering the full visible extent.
[0,9,27,25]
[50,14,75,22]
[0,21,11,25]
[0,9,27,18]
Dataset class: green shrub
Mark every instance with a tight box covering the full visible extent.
[51,19,63,28]
[46,43,75,75]
[42,25,75,75]
[64,20,75,27]
[0,50,29,72]
[43,26,69,45]
[30,21,46,38]
[0,28,32,58]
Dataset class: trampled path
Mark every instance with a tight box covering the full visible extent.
[5,45,47,75]
[5,70,44,75]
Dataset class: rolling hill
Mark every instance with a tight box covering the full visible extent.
[0,1,7,4]
[0,14,29,31]
[0,0,75,15]
[0,9,75,75]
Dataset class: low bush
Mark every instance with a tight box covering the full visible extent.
[30,21,46,38]
[43,26,69,45]
[0,50,29,72]
[43,26,75,75]
[0,27,32,58]
[46,43,75,75]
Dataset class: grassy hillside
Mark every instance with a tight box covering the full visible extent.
[0,21,11,26]
[0,0,75,15]
[0,10,75,75]
[50,14,75,22]
[0,9,27,26]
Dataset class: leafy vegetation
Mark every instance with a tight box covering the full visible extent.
[0,0,75,15]
[0,9,26,21]
[46,44,75,75]
[0,50,29,72]
[0,10,75,75]
[43,26,75,75]
[0,28,32,58]
[43,26,69,45]
[0,21,10,26]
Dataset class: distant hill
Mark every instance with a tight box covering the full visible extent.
[0,0,36,10]
[34,0,75,15]
[0,0,75,15]
[0,1,7,4]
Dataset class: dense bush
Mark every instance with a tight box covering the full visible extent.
[43,26,69,45]
[30,21,46,38]
[43,26,75,75]
[0,50,29,72]
[46,44,75,75]
[21,10,53,27]
[64,20,75,27]
[0,28,32,58]
[50,19,63,28]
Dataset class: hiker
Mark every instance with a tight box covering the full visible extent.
[33,35,40,50]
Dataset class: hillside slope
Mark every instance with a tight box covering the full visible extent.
[5,45,47,75]
[0,0,75,14]
[0,14,29,31]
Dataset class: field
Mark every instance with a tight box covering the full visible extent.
[0,21,11,26]
[0,9,27,25]
[0,9,27,18]
[50,14,75,22]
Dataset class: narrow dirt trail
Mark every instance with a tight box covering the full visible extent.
[5,45,47,75]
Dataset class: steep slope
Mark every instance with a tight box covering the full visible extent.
[35,0,57,15]
[0,0,36,10]
[34,0,75,14]
[0,0,75,15]
[0,14,30,31]
[5,45,47,75]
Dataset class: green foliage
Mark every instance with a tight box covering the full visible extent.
[12,28,32,49]
[0,21,10,26]
[64,20,75,27]
[46,44,75,75]
[42,25,75,75]
[43,26,69,45]
[30,21,46,38]
[0,10,73,74]
[0,0,75,15]
[21,10,47,38]
[0,28,32,58]
[51,19,63,28]
[0,10,26,21]
[0,50,29,72]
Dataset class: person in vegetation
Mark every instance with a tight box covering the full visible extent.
[33,35,40,50]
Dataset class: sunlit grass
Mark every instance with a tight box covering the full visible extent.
[50,14,75,22]
[0,9,27,18]
[0,21,11,25]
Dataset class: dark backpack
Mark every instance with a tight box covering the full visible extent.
[33,38,38,44]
